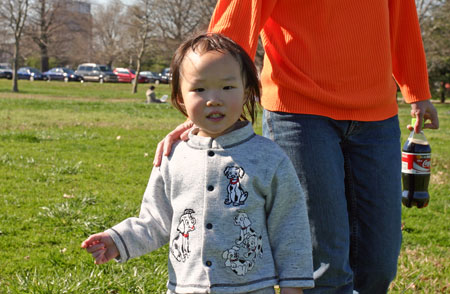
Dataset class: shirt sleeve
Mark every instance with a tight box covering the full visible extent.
[106,166,172,262]
[389,0,431,102]
[208,0,277,58]
[265,157,314,289]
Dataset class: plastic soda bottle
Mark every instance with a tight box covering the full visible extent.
[401,118,431,208]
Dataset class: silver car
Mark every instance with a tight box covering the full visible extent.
[75,63,118,83]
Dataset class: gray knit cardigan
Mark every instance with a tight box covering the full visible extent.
[106,123,314,293]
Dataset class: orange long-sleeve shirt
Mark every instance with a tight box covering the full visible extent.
[208,0,431,121]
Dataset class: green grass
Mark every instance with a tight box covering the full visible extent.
[0,79,165,100]
[0,79,449,293]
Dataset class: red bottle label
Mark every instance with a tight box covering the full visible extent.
[401,152,431,174]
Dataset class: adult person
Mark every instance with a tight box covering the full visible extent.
[146,85,165,103]
[154,1,439,293]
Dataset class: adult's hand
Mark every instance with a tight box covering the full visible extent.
[408,99,439,133]
[153,120,194,166]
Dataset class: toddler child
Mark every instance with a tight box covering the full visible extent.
[81,33,313,294]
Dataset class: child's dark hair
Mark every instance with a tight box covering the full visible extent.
[170,33,260,124]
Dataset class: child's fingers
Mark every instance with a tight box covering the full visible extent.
[94,250,111,265]
[81,233,105,248]
[81,232,116,265]
[81,239,96,248]
[92,248,106,259]
[85,243,105,253]
[95,256,107,265]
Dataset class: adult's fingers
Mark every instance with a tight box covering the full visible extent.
[180,128,191,141]
[162,132,179,157]
[153,136,175,167]
[153,140,165,167]
[423,106,439,130]
[410,103,425,133]
[164,120,194,155]
[409,100,439,133]
[153,120,194,166]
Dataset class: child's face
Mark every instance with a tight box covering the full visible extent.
[179,50,246,138]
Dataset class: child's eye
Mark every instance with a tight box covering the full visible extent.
[223,86,234,90]
[193,88,205,92]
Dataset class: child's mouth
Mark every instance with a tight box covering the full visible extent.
[207,113,224,120]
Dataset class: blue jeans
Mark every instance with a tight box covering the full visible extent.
[263,110,402,294]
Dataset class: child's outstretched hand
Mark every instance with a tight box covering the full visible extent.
[81,232,119,265]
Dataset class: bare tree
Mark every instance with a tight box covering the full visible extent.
[91,0,126,67]
[415,0,444,26]
[155,0,215,39]
[19,0,93,69]
[125,0,156,94]
[0,18,13,64]
[26,0,64,72]
[153,0,216,61]
[0,0,30,92]
[420,0,450,102]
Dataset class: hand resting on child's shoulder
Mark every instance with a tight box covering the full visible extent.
[81,232,119,265]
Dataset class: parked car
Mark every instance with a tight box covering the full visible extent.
[44,67,83,82]
[140,71,161,84]
[17,67,46,80]
[0,63,12,79]
[159,67,172,84]
[113,68,149,83]
[75,63,118,83]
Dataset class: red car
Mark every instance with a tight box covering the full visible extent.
[113,68,149,83]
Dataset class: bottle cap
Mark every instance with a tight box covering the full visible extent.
[411,118,425,128]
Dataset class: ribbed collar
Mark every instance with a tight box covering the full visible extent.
[187,121,256,150]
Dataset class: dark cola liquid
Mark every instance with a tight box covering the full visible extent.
[402,140,431,208]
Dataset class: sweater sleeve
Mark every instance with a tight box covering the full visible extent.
[265,157,314,289]
[389,0,431,102]
[208,0,277,58]
[106,166,172,263]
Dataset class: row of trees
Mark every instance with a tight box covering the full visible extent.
[0,0,448,100]
[417,0,450,102]
[0,0,216,92]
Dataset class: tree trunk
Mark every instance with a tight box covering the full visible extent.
[132,58,140,94]
[440,81,446,103]
[40,44,49,72]
[39,0,49,72]
[12,42,20,92]
[132,43,145,94]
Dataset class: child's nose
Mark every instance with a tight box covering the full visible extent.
[206,98,223,106]
[205,90,223,106]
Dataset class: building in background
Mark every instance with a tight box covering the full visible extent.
[53,0,93,65]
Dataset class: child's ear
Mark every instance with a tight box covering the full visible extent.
[176,95,184,106]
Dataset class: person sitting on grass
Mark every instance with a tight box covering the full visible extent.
[146,85,165,103]
[81,33,314,294]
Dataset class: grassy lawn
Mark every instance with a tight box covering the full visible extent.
[0,79,448,293]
